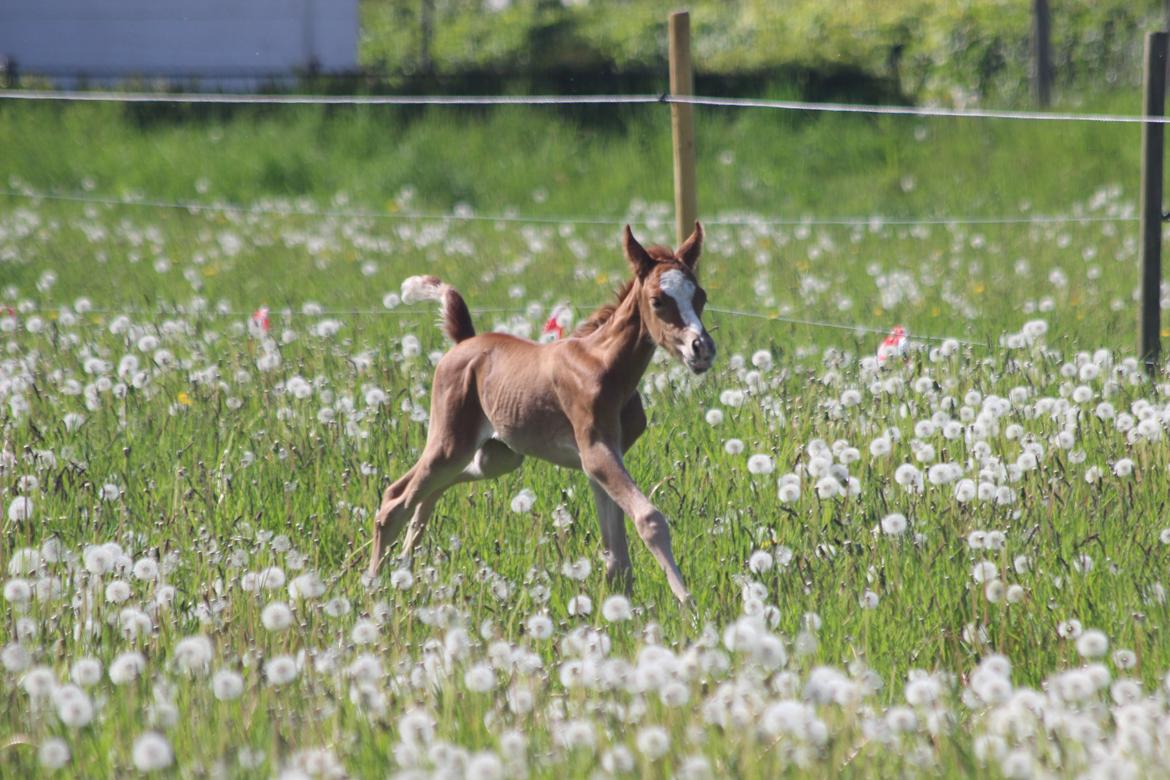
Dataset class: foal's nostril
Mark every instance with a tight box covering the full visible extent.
[691,338,702,355]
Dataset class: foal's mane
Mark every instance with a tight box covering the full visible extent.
[572,245,676,337]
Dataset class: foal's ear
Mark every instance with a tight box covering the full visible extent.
[677,221,703,274]
[622,225,656,278]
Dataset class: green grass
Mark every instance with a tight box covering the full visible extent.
[1,98,1169,777]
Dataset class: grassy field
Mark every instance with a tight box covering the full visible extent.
[2,97,1170,777]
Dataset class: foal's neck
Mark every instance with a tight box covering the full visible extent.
[587,280,656,397]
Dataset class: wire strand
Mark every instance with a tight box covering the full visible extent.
[0,189,1134,228]
[1,87,1167,125]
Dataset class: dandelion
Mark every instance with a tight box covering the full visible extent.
[464,663,496,693]
[860,591,880,609]
[601,746,635,774]
[174,635,214,675]
[7,548,40,576]
[747,454,775,475]
[971,561,998,584]
[132,557,159,581]
[37,737,70,769]
[1113,458,1134,477]
[561,558,592,581]
[567,595,593,616]
[54,688,94,728]
[749,550,773,573]
[602,595,632,622]
[264,655,299,686]
[352,619,379,645]
[635,726,670,760]
[510,488,536,513]
[4,578,32,605]
[1076,629,1109,658]
[261,602,294,632]
[211,669,244,701]
[70,658,102,687]
[108,652,146,684]
[7,496,33,523]
[390,568,414,590]
[289,571,326,600]
[880,513,908,536]
[704,409,724,426]
[1113,649,1137,669]
[132,732,174,772]
[104,580,131,604]
[724,439,745,455]
[526,613,553,640]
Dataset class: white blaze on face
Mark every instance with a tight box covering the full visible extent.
[658,270,704,335]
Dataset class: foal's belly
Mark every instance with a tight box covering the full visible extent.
[490,413,581,469]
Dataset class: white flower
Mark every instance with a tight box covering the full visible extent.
[880,513,908,536]
[264,655,299,686]
[704,409,724,426]
[1076,629,1109,658]
[526,613,554,640]
[104,580,131,604]
[561,557,592,581]
[261,602,294,632]
[7,548,40,576]
[970,561,998,585]
[390,568,414,590]
[70,658,102,687]
[4,578,31,604]
[7,496,33,523]
[2,643,30,673]
[132,557,159,581]
[510,488,536,513]
[464,663,496,692]
[174,635,214,675]
[108,652,146,684]
[749,550,773,574]
[1113,458,1134,477]
[54,687,94,728]
[635,726,670,760]
[602,595,632,622]
[724,438,745,455]
[352,619,379,645]
[211,669,244,700]
[747,454,775,475]
[289,572,326,600]
[860,590,880,609]
[38,737,70,769]
[132,732,174,772]
[602,746,635,774]
[567,594,593,616]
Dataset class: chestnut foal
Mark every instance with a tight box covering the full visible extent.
[369,223,715,604]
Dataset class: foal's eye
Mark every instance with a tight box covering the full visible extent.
[650,297,664,309]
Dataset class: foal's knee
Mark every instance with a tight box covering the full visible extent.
[634,510,670,544]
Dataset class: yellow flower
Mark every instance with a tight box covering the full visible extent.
[177,391,192,406]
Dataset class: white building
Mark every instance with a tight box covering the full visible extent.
[0,0,358,87]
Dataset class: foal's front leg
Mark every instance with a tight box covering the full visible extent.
[577,431,690,605]
[589,395,648,592]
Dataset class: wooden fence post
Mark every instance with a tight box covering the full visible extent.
[1140,32,1168,376]
[1031,0,1052,107]
[669,11,697,247]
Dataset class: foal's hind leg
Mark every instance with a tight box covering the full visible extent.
[400,439,524,557]
[369,371,487,576]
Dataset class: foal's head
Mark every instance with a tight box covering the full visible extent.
[623,222,716,374]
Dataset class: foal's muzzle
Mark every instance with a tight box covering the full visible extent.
[685,330,716,374]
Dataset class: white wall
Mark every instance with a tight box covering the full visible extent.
[0,0,358,85]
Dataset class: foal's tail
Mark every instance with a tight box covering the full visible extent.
[401,275,476,344]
